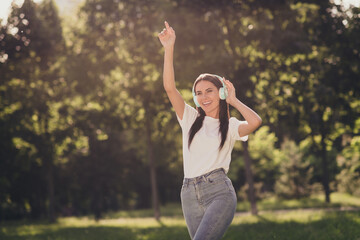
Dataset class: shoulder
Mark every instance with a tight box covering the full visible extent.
[177,103,198,128]
[184,103,198,120]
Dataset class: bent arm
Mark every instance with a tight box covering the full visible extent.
[231,99,262,137]
[223,79,261,137]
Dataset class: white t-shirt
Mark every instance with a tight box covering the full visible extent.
[177,103,248,178]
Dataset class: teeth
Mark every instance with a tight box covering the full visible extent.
[203,101,211,105]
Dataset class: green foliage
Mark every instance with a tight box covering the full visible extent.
[0,0,71,221]
[248,126,280,194]
[275,139,313,199]
[336,136,360,196]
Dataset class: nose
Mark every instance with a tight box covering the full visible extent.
[201,94,207,99]
[198,94,209,102]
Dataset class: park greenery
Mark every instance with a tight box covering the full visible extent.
[1,193,360,239]
[0,0,359,226]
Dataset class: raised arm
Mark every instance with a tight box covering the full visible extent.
[224,78,262,137]
[158,21,185,119]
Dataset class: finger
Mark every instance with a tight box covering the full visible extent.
[165,21,170,30]
[159,28,166,36]
[225,80,233,89]
[224,79,233,86]
[223,77,231,83]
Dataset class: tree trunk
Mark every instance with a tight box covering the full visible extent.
[44,118,56,223]
[89,133,103,221]
[145,108,161,221]
[93,185,102,221]
[242,141,258,215]
[320,132,331,203]
[46,159,55,222]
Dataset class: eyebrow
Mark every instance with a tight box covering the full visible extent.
[196,87,214,94]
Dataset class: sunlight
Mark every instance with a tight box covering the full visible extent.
[0,0,358,24]
[0,0,42,24]
[333,0,360,8]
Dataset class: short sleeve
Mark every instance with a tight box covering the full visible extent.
[176,103,198,129]
[229,117,248,141]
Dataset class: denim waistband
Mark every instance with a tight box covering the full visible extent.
[183,168,226,185]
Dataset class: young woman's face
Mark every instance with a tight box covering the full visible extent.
[195,80,220,118]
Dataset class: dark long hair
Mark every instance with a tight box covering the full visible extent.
[188,73,230,150]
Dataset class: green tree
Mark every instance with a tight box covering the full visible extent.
[336,136,360,196]
[0,0,70,221]
[275,139,313,199]
[68,0,185,220]
[293,1,359,202]
[241,1,360,203]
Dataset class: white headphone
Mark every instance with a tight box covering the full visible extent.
[192,74,228,107]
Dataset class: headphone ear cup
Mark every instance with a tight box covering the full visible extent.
[219,87,226,100]
[193,96,200,107]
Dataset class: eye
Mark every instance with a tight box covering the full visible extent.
[196,92,202,96]
[205,89,213,94]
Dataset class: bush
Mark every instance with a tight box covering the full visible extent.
[275,139,313,199]
[336,136,360,196]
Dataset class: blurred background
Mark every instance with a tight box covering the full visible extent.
[0,0,359,224]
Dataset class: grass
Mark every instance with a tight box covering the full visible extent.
[1,193,360,240]
[236,192,360,212]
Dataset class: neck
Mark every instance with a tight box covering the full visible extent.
[205,108,219,119]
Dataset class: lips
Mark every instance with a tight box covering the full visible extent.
[202,101,212,107]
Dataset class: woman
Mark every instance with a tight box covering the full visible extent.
[158,21,262,240]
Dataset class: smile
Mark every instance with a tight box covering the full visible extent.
[202,101,212,106]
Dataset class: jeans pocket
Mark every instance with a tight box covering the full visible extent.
[224,179,235,193]
[181,183,188,192]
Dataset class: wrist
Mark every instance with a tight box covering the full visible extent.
[164,45,174,52]
[227,97,239,106]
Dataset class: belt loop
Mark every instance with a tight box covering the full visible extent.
[183,179,188,187]
[202,175,207,182]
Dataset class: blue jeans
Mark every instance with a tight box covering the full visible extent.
[181,168,237,240]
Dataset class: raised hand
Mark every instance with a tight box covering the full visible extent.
[223,78,237,105]
[158,21,176,49]
[223,77,262,135]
